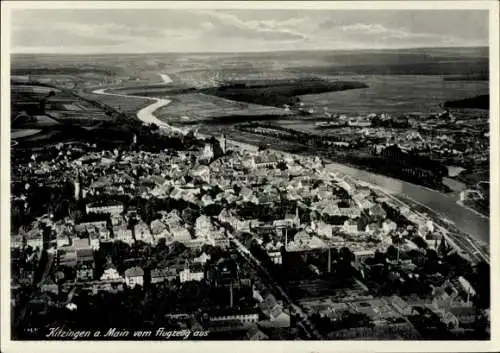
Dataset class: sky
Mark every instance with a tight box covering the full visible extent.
[11,9,489,54]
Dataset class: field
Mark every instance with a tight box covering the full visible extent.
[11,46,490,133]
[154,92,288,124]
[297,75,489,115]
[79,92,152,114]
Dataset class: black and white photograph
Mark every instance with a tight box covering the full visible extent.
[1,1,498,350]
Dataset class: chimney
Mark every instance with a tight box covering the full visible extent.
[327,248,331,273]
[229,282,234,308]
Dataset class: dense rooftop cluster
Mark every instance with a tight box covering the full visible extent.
[10,133,489,340]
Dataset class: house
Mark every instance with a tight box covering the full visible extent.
[259,292,290,328]
[179,263,204,283]
[26,236,43,251]
[113,225,134,245]
[170,225,192,242]
[440,311,460,329]
[312,221,334,238]
[134,221,153,244]
[389,296,414,316]
[456,276,476,300]
[365,223,380,235]
[249,154,280,169]
[100,267,123,281]
[75,220,107,233]
[449,306,479,326]
[73,238,94,264]
[40,280,59,295]
[76,263,94,282]
[150,219,167,236]
[124,266,144,288]
[342,219,359,234]
[206,308,260,324]
[193,252,211,265]
[245,326,269,340]
[58,246,77,267]
[206,229,230,249]
[369,204,387,219]
[382,220,397,235]
[354,249,375,263]
[150,268,170,284]
[86,202,123,216]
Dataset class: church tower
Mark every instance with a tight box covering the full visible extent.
[220,133,227,154]
[294,206,300,227]
[74,170,81,200]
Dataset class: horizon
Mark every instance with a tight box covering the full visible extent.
[10,44,489,57]
[10,9,488,54]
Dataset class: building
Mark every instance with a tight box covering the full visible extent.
[449,306,479,326]
[389,295,414,316]
[258,292,291,328]
[170,225,192,243]
[72,237,94,263]
[456,276,476,302]
[311,221,333,238]
[86,202,124,216]
[342,219,359,234]
[264,241,284,265]
[206,229,230,249]
[100,267,123,281]
[150,267,172,284]
[206,309,260,324]
[220,134,227,155]
[75,220,107,233]
[74,171,81,200]
[58,246,77,267]
[245,326,269,340]
[193,252,211,265]
[179,263,204,283]
[76,263,94,282]
[249,153,280,169]
[124,266,144,288]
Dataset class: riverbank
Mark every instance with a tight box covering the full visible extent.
[93,73,489,246]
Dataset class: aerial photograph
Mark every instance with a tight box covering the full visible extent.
[7,6,492,342]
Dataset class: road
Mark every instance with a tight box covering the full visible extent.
[365,183,489,264]
[93,73,489,263]
[229,234,323,339]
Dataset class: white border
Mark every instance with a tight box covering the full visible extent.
[1,1,499,353]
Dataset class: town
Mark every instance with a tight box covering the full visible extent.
[11,125,490,340]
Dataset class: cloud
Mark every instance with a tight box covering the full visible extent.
[199,11,308,41]
[12,26,126,48]
[340,23,435,40]
[9,9,488,53]
[314,20,464,47]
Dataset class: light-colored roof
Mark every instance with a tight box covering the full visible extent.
[125,266,144,277]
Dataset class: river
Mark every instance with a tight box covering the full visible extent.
[325,162,489,244]
[93,73,489,246]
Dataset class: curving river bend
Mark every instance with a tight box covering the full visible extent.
[93,74,489,246]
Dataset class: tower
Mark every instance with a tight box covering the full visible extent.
[74,170,81,200]
[294,206,300,227]
[220,133,227,155]
[327,248,332,273]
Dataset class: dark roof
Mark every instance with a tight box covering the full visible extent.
[73,238,91,249]
[76,248,94,259]
[206,308,260,318]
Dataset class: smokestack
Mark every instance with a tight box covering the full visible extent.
[328,248,331,273]
[229,282,233,308]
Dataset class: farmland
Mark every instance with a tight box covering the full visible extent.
[78,91,152,115]
[153,92,288,125]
